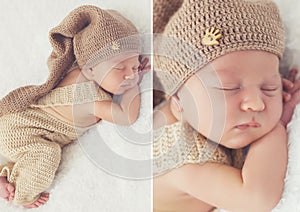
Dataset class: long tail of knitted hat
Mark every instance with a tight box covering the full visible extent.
[0,5,140,117]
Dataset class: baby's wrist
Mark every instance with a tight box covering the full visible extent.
[279,119,287,128]
[281,101,295,127]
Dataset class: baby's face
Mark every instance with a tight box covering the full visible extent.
[91,53,140,94]
[178,50,282,148]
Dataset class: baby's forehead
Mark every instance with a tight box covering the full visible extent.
[191,66,280,85]
[109,54,139,64]
[194,51,279,76]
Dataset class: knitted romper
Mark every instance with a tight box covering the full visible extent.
[0,81,111,205]
[153,121,245,175]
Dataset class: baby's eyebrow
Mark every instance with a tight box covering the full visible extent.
[270,73,281,78]
[263,73,281,81]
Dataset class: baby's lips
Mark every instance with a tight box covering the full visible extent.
[236,121,261,130]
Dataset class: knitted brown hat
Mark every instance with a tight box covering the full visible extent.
[0,5,140,116]
[153,0,183,33]
[154,0,285,96]
[153,0,184,107]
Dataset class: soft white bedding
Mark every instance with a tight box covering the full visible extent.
[272,0,300,211]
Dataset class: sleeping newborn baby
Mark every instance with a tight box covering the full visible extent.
[0,5,146,208]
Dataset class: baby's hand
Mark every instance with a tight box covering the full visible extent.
[282,68,297,102]
[281,68,300,126]
[137,55,151,84]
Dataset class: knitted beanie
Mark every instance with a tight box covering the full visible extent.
[0,5,140,117]
[153,0,184,107]
[154,0,285,96]
[153,0,183,33]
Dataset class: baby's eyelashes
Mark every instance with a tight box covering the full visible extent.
[261,86,280,97]
[217,87,240,91]
[215,86,279,91]
[113,66,139,72]
[213,84,241,91]
[114,66,125,70]
[261,87,279,92]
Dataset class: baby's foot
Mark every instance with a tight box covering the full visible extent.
[24,193,50,208]
[0,176,15,201]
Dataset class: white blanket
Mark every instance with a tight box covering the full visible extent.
[272,0,300,211]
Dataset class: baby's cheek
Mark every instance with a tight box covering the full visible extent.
[272,102,283,122]
[183,100,215,138]
[268,95,282,113]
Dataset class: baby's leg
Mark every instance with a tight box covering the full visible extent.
[0,176,14,201]
[0,137,61,207]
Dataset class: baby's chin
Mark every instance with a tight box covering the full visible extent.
[117,84,138,94]
[113,90,125,95]
[111,86,132,95]
[218,132,267,149]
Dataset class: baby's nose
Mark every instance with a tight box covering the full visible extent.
[124,74,135,80]
[240,90,265,112]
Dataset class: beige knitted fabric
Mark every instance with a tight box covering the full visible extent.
[0,108,83,205]
[0,81,110,205]
[153,0,183,33]
[0,5,140,117]
[154,0,285,96]
[153,0,184,106]
[153,122,234,175]
[31,81,112,108]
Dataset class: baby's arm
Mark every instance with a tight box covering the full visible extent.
[173,123,287,212]
[94,85,141,125]
[281,69,300,126]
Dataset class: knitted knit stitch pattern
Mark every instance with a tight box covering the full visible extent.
[0,108,82,205]
[0,81,110,205]
[31,81,112,108]
[154,0,285,96]
[153,0,183,33]
[0,5,140,117]
[153,0,183,107]
[153,122,233,175]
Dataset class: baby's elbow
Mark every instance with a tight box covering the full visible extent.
[261,189,283,211]
[233,185,283,212]
[249,197,280,212]
[126,112,139,125]
[246,189,283,212]
[116,113,139,126]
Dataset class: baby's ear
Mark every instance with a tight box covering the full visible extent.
[81,68,94,80]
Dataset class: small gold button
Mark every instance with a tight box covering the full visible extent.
[202,27,222,46]
[111,41,120,50]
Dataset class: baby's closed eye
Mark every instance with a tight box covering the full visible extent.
[213,83,241,92]
[261,85,280,97]
[113,66,125,71]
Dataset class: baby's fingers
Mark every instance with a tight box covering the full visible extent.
[141,64,151,72]
[138,57,150,72]
[282,78,294,92]
[289,77,300,94]
[288,68,298,82]
[283,91,291,102]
